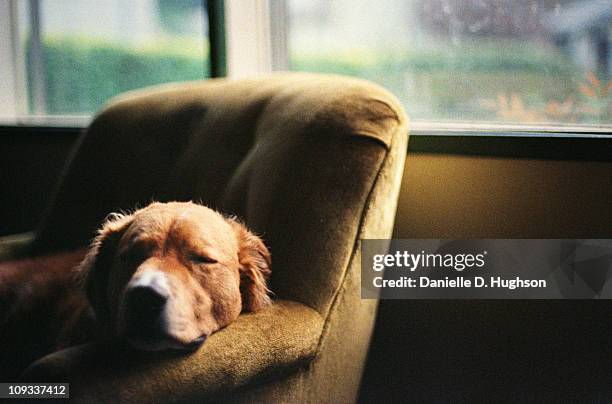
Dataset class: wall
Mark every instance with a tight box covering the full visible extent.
[360,147,612,402]
[395,152,612,239]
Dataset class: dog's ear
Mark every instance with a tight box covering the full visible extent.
[228,219,272,312]
[76,212,133,337]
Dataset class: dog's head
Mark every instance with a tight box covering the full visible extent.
[77,202,271,351]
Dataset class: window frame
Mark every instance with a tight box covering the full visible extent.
[0,0,27,122]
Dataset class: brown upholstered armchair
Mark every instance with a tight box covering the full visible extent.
[2,73,408,402]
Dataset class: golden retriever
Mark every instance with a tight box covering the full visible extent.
[0,202,271,377]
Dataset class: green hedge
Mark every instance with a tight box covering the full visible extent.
[30,36,579,121]
[290,40,573,75]
[30,37,209,114]
[290,41,578,121]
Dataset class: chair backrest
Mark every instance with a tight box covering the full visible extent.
[32,73,408,315]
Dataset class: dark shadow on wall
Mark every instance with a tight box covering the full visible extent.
[0,126,79,236]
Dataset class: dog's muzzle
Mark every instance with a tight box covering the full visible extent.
[121,270,205,351]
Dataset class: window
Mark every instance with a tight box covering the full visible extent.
[281,0,612,129]
[2,0,611,133]
[1,0,209,123]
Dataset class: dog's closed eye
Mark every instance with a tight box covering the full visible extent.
[188,254,218,265]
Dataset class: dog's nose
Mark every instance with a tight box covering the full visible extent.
[123,273,170,340]
[124,284,168,319]
[124,270,170,316]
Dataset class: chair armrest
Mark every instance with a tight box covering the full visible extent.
[0,232,35,262]
[23,300,323,402]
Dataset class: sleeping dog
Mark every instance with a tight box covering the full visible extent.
[0,202,271,378]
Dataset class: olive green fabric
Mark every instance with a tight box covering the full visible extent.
[24,73,409,402]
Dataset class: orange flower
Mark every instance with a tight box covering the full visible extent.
[579,83,597,98]
[545,98,573,118]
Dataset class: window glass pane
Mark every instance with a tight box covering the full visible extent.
[25,0,208,116]
[284,0,612,127]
